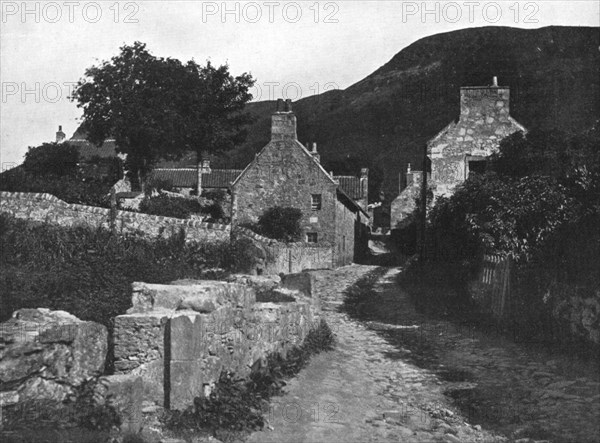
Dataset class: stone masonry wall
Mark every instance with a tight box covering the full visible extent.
[428,85,526,197]
[334,198,355,267]
[391,172,425,229]
[235,227,333,275]
[0,192,230,243]
[113,279,320,410]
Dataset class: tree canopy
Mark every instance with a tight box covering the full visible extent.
[72,42,254,187]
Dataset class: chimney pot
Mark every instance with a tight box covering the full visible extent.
[492,76,498,87]
[285,99,292,112]
[277,98,284,112]
[312,142,317,153]
[407,163,412,173]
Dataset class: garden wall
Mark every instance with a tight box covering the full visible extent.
[113,279,320,410]
[234,227,333,275]
[0,192,230,242]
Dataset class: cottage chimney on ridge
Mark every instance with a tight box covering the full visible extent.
[271,99,297,141]
[56,125,66,143]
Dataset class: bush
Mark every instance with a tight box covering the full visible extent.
[144,176,174,197]
[0,166,113,208]
[256,206,302,242]
[406,126,600,341]
[0,143,121,208]
[23,143,80,176]
[0,214,239,329]
[139,194,202,219]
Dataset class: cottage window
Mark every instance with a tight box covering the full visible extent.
[468,159,487,176]
[306,232,318,243]
[311,194,322,211]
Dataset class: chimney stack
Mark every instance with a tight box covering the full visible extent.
[310,142,320,163]
[271,98,297,141]
[460,78,510,119]
[56,125,66,143]
[360,168,369,205]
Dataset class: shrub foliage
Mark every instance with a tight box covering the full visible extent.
[403,125,600,337]
[0,214,248,327]
[255,206,303,242]
[0,142,120,208]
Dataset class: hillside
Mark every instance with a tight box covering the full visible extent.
[220,26,599,201]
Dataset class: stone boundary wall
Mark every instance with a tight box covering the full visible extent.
[235,227,333,275]
[113,279,320,410]
[0,192,230,243]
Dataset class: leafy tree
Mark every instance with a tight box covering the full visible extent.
[72,41,254,190]
[257,207,303,242]
[23,142,79,176]
[0,143,117,207]
[139,194,201,219]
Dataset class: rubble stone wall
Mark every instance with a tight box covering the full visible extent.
[235,227,333,275]
[0,192,230,243]
[113,279,320,410]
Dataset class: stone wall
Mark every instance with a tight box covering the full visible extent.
[552,287,600,345]
[334,198,355,267]
[113,279,320,410]
[235,227,333,275]
[390,171,429,230]
[0,192,230,243]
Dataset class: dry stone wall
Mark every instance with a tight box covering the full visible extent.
[0,192,230,242]
[113,279,320,410]
[235,227,333,275]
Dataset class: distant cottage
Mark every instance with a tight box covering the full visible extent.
[231,99,370,267]
[428,76,526,198]
[390,163,430,229]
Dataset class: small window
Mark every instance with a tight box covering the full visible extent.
[468,160,487,176]
[306,232,318,243]
[311,194,322,211]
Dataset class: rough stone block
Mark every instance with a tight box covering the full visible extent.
[0,309,107,403]
[95,374,143,434]
[281,272,316,298]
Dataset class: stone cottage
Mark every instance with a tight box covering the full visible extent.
[428,77,526,198]
[231,99,369,267]
[390,163,430,229]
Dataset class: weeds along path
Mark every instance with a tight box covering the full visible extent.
[247,265,504,443]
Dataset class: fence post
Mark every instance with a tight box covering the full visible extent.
[110,187,117,234]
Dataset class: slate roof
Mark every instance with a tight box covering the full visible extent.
[151,168,243,189]
[334,176,364,200]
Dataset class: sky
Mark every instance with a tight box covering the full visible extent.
[1,0,598,168]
